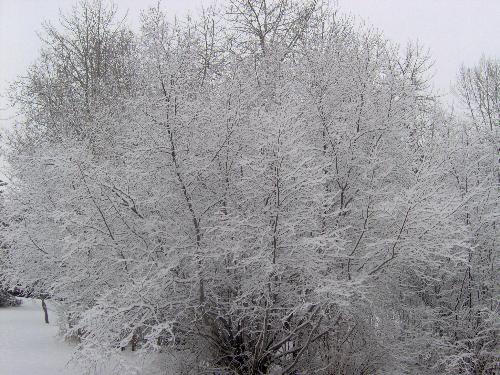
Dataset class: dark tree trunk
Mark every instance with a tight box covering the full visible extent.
[41,298,49,324]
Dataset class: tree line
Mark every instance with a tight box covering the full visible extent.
[1,0,498,374]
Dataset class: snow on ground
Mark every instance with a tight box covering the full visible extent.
[0,297,82,375]
[0,297,175,375]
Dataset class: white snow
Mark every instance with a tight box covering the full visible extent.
[0,297,82,375]
[0,298,173,375]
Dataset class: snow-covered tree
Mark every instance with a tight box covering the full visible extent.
[3,1,498,374]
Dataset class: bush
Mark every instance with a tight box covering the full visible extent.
[0,290,21,307]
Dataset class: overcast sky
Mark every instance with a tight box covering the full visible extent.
[1,0,499,132]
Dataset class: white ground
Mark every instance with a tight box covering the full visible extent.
[0,297,82,375]
[0,297,175,375]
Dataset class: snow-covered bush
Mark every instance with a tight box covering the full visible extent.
[0,290,20,307]
[3,0,498,374]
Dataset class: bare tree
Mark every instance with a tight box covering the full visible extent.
[456,57,499,131]
[9,0,136,140]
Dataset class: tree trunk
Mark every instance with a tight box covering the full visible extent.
[41,298,49,324]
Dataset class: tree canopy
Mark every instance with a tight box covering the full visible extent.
[2,1,498,374]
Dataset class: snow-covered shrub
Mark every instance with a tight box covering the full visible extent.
[0,290,20,307]
[3,0,498,374]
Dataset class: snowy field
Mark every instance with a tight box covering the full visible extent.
[0,298,182,375]
[0,298,82,375]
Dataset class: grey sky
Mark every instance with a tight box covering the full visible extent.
[1,0,499,132]
[344,0,500,98]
